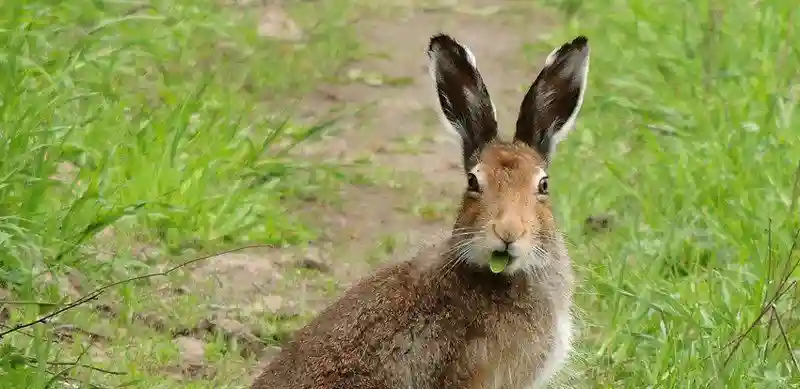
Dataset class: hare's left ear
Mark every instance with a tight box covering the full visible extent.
[428,34,498,172]
[514,36,590,161]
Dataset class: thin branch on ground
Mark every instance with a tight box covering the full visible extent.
[43,341,94,388]
[720,228,800,368]
[771,304,799,372]
[0,300,60,306]
[24,356,127,376]
[0,244,272,339]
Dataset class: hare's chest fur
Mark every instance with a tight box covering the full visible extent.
[529,307,572,388]
[468,288,573,389]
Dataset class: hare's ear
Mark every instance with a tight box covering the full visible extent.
[427,34,498,172]
[514,36,589,162]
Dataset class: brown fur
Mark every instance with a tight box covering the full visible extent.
[250,33,589,389]
[251,143,572,389]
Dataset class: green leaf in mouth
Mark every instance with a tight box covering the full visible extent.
[489,251,511,274]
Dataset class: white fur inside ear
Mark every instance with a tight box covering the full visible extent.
[462,45,498,121]
[432,94,465,143]
[464,45,478,68]
[427,39,497,144]
[428,49,465,143]
[547,49,590,157]
[543,45,560,67]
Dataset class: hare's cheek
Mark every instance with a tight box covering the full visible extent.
[531,205,555,230]
[456,197,483,226]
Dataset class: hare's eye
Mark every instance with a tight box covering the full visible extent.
[537,176,549,195]
[467,173,481,193]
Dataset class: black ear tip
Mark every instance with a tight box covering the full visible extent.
[552,35,589,59]
[428,33,458,53]
[572,36,588,47]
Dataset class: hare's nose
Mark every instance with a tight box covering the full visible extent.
[492,223,523,246]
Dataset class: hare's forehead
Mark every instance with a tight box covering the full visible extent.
[478,144,544,174]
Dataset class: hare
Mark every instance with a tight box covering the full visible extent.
[251,33,590,389]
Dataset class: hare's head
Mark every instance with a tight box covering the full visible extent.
[427,34,589,275]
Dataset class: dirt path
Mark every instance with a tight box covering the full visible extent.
[286,0,559,281]
[188,0,562,378]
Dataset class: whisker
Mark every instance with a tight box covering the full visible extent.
[533,231,574,250]
[438,240,470,268]
[440,247,470,280]
[436,237,480,280]
[452,230,481,236]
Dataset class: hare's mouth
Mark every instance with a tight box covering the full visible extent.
[488,250,513,274]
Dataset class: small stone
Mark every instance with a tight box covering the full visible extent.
[173,336,206,366]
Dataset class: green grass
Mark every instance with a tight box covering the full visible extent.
[0,0,361,387]
[536,0,800,386]
[3,0,799,388]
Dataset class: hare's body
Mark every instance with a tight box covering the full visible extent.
[253,242,573,389]
[251,33,590,389]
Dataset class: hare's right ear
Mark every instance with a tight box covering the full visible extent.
[514,36,589,162]
[427,34,498,172]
